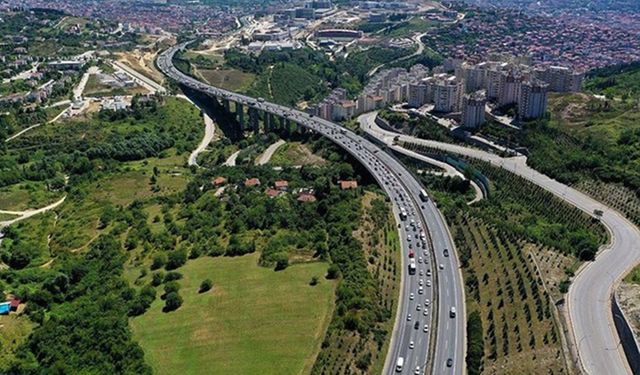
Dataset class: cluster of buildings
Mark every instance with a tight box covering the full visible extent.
[275,0,334,21]
[425,5,640,72]
[5,0,236,34]
[248,27,302,53]
[313,58,583,128]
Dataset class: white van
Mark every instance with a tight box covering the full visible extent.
[396,357,404,372]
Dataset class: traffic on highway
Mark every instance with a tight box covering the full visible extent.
[157,41,464,375]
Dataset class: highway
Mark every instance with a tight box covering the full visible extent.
[360,111,640,375]
[157,42,465,375]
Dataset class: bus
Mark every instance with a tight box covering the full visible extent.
[409,259,416,275]
[419,189,429,202]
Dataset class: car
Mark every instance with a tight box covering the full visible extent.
[424,299,430,306]
[407,236,412,242]
[418,257,423,264]
[426,280,431,287]
[409,341,414,349]
[408,244,413,249]
[439,263,444,270]
[407,314,412,321]
[416,304,421,311]
[423,309,428,316]
[423,250,428,256]
[419,270,424,276]
[418,286,424,294]
[409,293,414,300]
[423,324,429,332]
[414,366,421,374]
[419,279,424,286]
[450,307,456,318]
[414,321,420,330]
[443,248,449,257]
[427,270,432,277]
[446,358,453,367]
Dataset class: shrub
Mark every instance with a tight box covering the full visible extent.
[199,279,213,293]
[163,292,182,312]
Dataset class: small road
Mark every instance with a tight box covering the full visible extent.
[361,110,640,375]
[74,66,99,100]
[223,150,240,167]
[368,31,428,78]
[188,112,215,167]
[256,139,285,166]
[0,197,66,228]
[111,60,166,94]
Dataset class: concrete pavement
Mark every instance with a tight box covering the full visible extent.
[361,110,640,375]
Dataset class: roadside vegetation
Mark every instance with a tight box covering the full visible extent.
[397,142,607,375]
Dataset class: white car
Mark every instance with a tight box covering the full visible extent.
[439,263,444,270]
[419,270,424,276]
[418,286,424,294]
[425,299,430,306]
[409,293,415,300]
[419,279,424,286]
[423,309,428,316]
[414,366,421,374]
[407,314,412,321]
[426,280,431,287]
[427,270,432,277]
[423,324,429,332]
[409,341,414,349]
[418,257,423,264]
[416,304,421,311]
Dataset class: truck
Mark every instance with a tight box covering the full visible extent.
[399,209,407,221]
[419,189,429,202]
[409,259,416,275]
[395,357,404,372]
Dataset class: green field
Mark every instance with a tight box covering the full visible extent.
[198,68,255,92]
[130,253,336,375]
[0,182,62,211]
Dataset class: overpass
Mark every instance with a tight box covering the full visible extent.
[156,41,465,375]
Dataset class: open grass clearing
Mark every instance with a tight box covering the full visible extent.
[130,253,336,375]
[269,142,327,167]
[197,68,255,92]
[0,182,62,211]
[0,315,34,369]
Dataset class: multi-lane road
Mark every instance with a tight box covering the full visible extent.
[360,110,640,375]
[157,42,465,374]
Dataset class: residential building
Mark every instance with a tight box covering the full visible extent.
[461,91,487,128]
[518,80,548,120]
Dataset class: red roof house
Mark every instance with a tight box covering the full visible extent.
[339,180,358,190]
[274,180,289,190]
[244,178,261,187]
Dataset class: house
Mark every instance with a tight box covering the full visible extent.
[245,178,261,187]
[339,180,358,190]
[265,188,284,198]
[9,298,20,312]
[297,193,317,203]
[274,180,289,191]
[212,176,227,186]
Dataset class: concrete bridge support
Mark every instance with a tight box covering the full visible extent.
[249,107,260,134]
[236,102,244,130]
[222,98,230,112]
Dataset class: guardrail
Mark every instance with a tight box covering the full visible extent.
[612,292,640,374]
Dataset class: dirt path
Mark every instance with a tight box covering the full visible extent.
[0,196,66,228]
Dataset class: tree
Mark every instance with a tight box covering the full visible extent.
[326,264,340,279]
[165,249,187,270]
[163,292,182,312]
[199,279,213,293]
[309,276,319,286]
[151,254,167,270]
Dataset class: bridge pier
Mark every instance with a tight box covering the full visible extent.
[236,102,244,130]
[249,107,259,134]
[263,110,271,132]
[222,98,230,112]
